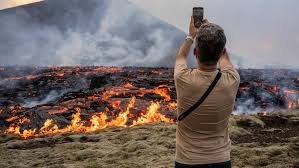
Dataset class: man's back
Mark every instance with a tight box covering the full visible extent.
[174,59,240,164]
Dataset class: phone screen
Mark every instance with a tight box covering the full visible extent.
[193,7,204,28]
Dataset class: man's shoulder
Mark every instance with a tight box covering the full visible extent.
[221,66,240,83]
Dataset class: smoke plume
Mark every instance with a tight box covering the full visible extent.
[0,0,185,67]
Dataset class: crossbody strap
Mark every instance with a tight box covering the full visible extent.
[178,70,222,121]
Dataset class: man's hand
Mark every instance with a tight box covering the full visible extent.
[189,17,198,38]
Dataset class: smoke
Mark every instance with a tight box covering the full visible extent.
[0,0,185,67]
[233,98,276,115]
[23,90,66,108]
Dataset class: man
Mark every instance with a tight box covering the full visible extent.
[174,17,240,168]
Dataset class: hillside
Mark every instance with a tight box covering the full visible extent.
[0,0,186,67]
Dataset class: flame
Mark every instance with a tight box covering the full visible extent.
[258,111,268,116]
[3,72,177,139]
[5,95,175,139]
[6,125,21,135]
[108,97,136,127]
[153,86,171,101]
[2,66,299,140]
[6,115,23,122]
[283,89,299,110]
[111,101,121,109]
[123,82,134,88]
[55,73,65,77]
[133,101,173,126]
[5,116,33,139]
[288,102,293,109]
[40,119,59,135]
[22,129,36,139]
[94,66,122,73]
[66,108,84,132]
[88,113,108,132]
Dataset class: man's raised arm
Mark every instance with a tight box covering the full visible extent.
[176,17,198,62]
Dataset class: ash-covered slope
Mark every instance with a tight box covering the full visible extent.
[0,0,186,67]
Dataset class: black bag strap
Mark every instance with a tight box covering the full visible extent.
[178,70,222,121]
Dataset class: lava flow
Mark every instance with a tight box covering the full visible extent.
[4,82,176,139]
[0,66,298,139]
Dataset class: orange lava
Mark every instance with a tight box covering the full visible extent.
[4,82,176,139]
[258,111,269,116]
[283,89,299,109]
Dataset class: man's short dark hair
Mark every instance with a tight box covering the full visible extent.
[195,23,226,65]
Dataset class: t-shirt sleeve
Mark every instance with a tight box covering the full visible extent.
[174,58,191,85]
[221,66,241,92]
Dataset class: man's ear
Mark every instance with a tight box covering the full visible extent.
[193,48,199,57]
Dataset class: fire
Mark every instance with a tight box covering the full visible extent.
[133,101,174,126]
[108,97,136,127]
[123,82,134,88]
[6,115,24,122]
[153,86,172,101]
[258,111,269,116]
[288,102,293,109]
[111,101,121,109]
[94,66,122,73]
[67,108,84,132]
[89,113,108,131]
[5,115,34,139]
[283,89,299,110]
[55,73,65,77]
[2,66,298,140]
[40,119,59,135]
[4,82,176,139]
[22,129,36,139]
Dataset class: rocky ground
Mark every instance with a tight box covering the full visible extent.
[0,111,298,168]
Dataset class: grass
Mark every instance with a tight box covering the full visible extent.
[0,113,298,168]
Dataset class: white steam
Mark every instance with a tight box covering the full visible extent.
[23,90,66,108]
[0,0,185,67]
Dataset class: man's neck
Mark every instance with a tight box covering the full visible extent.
[198,63,217,72]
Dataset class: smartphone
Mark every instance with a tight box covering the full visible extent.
[193,7,204,28]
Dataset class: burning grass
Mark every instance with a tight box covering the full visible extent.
[0,111,298,168]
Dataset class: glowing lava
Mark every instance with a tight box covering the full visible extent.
[4,82,176,139]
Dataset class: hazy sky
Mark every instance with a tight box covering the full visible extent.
[129,0,299,68]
